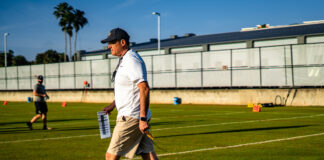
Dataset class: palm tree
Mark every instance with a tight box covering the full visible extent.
[65,11,74,61]
[59,21,68,62]
[53,2,73,62]
[72,9,88,61]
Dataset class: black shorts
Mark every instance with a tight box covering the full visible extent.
[35,102,48,114]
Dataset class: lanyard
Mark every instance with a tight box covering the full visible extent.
[111,49,130,83]
[111,57,123,83]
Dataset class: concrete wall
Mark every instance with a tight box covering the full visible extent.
[149,89,324,106]
[0,89,323,106]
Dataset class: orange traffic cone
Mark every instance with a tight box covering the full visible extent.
[62,101,67,107]
[3,101,7,106]
[253,104,261,112]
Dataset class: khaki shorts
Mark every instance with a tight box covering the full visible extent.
[107,116,154,159]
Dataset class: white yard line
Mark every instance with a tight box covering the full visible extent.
[133,132,324,159]
[1,114,323,144]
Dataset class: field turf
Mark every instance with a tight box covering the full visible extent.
[0,102,323,160]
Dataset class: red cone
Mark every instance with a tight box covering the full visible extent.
[62,101,67,107]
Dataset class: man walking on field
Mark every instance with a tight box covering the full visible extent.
[101,28,159,160]
[26,75,50,130]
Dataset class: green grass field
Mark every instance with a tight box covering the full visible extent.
[0,102,323,160]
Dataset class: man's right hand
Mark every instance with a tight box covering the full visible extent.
[102,103,115,115]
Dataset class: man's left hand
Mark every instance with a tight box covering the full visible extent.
[139,120,149,134]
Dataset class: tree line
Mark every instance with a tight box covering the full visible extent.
[0,2,88,67]
[0,50,67,67]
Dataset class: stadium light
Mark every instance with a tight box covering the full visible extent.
[4,33,9,67]
[152,12,161,54]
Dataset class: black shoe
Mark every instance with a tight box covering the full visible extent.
[26,122,33,130]
[42,127,52,130]
[42,125,52,130]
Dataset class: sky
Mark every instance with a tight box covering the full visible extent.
[1,0,324,61]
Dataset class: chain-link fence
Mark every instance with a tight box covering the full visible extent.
[0,42,324,90]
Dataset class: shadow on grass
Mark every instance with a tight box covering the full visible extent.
[0,118,97,134]
[0,118,94,126]
[0,125,101,134]
[0,120,190,134]
[155,125,313,139]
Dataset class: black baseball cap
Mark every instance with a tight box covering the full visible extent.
[101,28,130,44]
[37,75,43,80]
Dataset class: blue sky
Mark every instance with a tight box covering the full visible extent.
[1,0,324,61]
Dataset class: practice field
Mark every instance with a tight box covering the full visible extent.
[0,102,323,160]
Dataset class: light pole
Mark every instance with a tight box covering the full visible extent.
[152,12,161,54]
[4,33,9,67]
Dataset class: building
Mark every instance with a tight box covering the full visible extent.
[1,20,324,105]
[79,20,324,60]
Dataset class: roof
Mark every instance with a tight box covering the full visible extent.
[83,22,324,54]
[82,49,108,55]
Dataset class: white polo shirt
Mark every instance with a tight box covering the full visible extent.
[114,49,147,119]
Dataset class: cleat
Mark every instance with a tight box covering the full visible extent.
[43,127,52,130]
[26,122,33,130]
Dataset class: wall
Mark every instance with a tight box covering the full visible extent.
[1,89,323,106]
[1,43,324,90]
[149,89,324,106]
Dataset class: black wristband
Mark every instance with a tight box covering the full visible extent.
[140,117,147,121]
